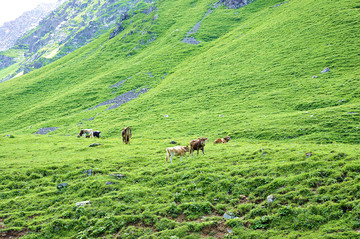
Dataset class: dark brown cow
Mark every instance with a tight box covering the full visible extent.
[214,136,231,144]
[190,137,208,156]
[121,127,132,144]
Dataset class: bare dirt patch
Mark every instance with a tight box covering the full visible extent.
[0,218,27,239]
[201,219,227,239]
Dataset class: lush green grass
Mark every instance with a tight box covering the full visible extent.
[0,0,359,237]
[1,136,360,238]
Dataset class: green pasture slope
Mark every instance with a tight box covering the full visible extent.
[0,0,360,238]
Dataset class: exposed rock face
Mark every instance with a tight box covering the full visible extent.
[0,55,15,70]
[89,87,148,111]
[220,0,254,9]
[109,13,129,39]
[2,0,145,82]
[142,5,157,15]
[0,1,64,52]
[321,67,330,73]
[182,37,201,45]
[35,127,59,135]
[183,0,254,45]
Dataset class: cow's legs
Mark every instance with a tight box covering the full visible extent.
[170,152,175,163]
[202,148,205,155]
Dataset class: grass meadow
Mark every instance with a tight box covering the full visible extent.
[0,0,359,238]
[1,135,360,238]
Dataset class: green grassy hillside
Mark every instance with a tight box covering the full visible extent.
[0,0,360,238]
[0,0,358,142]
[1,136,360,238]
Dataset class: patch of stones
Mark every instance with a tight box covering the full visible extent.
[35,127,59,135]
[57,183,68,190]
[76,201,91,207]
[110,79,128,89]
[183,0,254,44]
[223,212,237,219]
[221,0,255,9]
[321,67,330,73]
[109,173,126,180]
[89,87,148,111]
[182,9,213,45]
[312,67,331,79]
[272,1,289,8]
[89,143,101,147]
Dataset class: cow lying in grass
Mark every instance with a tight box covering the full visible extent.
[214,136,231,144]
[166,145,189,163]
[190,137,208,156]
[78,129,93,138]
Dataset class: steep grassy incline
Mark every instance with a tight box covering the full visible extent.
[0,0,359,143]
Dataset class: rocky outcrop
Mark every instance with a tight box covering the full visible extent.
[35,127,59,135]
[0,55,15,70]
[109,13,129,39]
[89,87,148,111]
[220,0,254,9]
[183,0,254,45]
[0,1,64,52]
[2,0,143,82]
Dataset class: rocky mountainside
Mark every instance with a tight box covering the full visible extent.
[0,1,65,52]
[0,0,148,82]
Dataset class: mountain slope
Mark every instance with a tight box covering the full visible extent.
[0,1,64,52]
[0,0,145,82]
[0,0,358,143]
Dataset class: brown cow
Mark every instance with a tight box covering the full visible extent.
[214,136,231,144]
[78,129,93,138]
[121,127,132,144]
[190,137,208,156]
[166,145,190,163]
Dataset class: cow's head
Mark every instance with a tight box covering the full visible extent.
[198,137,207,145]
[225,136,231,141]
[184,145,190,152]
[77,130,84,137]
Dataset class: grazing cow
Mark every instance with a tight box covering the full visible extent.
[214,136,231,144]
[166,145,190,163]
[93,131,101,138]
[121,127,132,144]
[78,129,93,138]
[190,137,208,156]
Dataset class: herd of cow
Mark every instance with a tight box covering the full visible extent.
[77,127,231,163]
[77,127,132,144]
